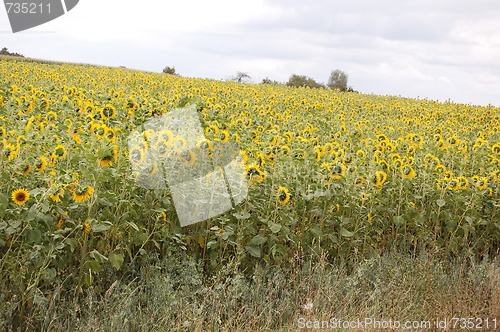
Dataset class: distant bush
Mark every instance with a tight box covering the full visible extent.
[162,66,178,75]
[286,74,324,89]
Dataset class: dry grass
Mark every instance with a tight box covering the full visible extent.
[3,249,497,331]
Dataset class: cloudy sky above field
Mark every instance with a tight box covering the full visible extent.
[1,0,500,106]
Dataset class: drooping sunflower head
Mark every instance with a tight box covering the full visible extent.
[35,155,48,172]
[11,188,30,205]
[401,165,416,179]
[245,164,266,182]
[98,154,113,166]
[73,186,95,203]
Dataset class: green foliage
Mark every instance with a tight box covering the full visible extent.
[286,74,324,89]
[162,66,178,75]
[261,77,281,85]
[327,69,350,91]
[0,47,24,57]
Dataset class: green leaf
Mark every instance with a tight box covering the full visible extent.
[28,188,41,197]
[310,227,323,238]
[127,221,140,232]
[89,250,108,263]
[393,216,405,227]
[436,199,446,207]
[233,211,251,220]
[268,221,282,233]
[84,260,102,273]
[339,228,355,237]
[271,244,288,258]
[92,220,112,233]
[206,240,218,249]
[0,193,8,217]
[250,234,267,246]
[65,238,77,252]
[245,245,261,258]
[108,253,124,270]
[217,231,234,240]
[26,204,37,221]
[25,229,42,244]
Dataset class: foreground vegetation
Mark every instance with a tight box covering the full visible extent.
[0,55,499,330]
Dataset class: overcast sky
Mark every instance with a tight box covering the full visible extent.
[1,0,500,106]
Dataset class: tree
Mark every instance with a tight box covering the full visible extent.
[261,77,281,85]
[230,72,251,83]
[327,69,349,91]
[286,74,324,89]
[0,47,24,57]
[162,66,178,75]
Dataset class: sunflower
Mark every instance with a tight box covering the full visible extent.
[180,150,197,166]
[457,176,469,189]
[276,186,291,204]
[492,143,500,155]
[245,163,266,182]
[101,104,116,119]
[4,144,17,161]
[329,204,340,213]
[53,144,67,159]
[154,138,171,157]
[129,146,146,166]
[172,136,187,152]
[447,179,459,191]
[11,188,30,205]
[45,111,58,122]
[281,144,291,156]
[476,177,489,190]
[216,130,229,143]
[105,128,116,142]
[50,185,65,203]
[35,155,48,172]
[82,221,91,234]
[356,149,366,159]
[98,154,113,166]
[25,116,35,132]
[401,165,416,179]
[490,170,500,182]
[373,170,387,186]
[73,186,95,203]
[435,164,447,174]
[21,164,31,175]
[327,163,345,180]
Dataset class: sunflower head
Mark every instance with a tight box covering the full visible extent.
[12,188,30,205]
[276,186,291,205]
[373,171,387,186]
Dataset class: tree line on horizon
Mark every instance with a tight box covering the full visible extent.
[163,66,355,92]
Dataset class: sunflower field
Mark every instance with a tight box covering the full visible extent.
[1,57,500,323]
